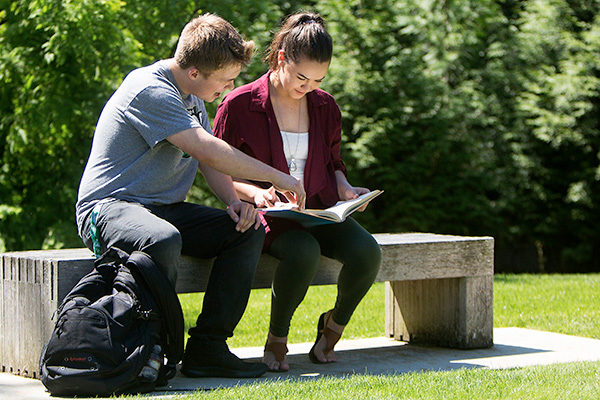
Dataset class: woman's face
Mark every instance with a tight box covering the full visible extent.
[275,52,330,100]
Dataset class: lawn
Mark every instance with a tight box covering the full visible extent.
[494,274,600,339]
[166,274,600,399]
[180,273,600,347]
[171,362,599,399]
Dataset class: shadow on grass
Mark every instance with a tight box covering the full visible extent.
[147,338,552,396]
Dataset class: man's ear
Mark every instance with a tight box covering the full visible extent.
[188,67,200,80]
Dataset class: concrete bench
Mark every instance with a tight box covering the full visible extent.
[1,232,494,378]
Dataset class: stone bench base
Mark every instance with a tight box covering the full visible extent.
[1,232,494,378]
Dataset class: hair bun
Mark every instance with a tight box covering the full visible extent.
[265,12,332,69]
[297,13,323,26]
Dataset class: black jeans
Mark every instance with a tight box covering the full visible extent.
[80,199,266,341]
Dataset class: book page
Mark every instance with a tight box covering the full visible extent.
[317,190,383,220]
[259,189,383,227]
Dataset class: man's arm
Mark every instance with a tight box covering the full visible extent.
[198,164,262,232]
[167,127,305,208]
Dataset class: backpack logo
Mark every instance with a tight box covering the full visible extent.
[64,356,93,363]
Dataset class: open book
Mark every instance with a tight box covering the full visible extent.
[259,190,383,228]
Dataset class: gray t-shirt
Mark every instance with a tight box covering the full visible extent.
[76,59,211,235]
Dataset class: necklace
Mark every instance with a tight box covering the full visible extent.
[274,96,303,172]
[288,102,302,172]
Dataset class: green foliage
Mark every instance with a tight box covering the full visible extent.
[319,0,600,272]
[0,0,283,247]
[511,0,600,271]
[320,0,516,237]
[1,0,599,272]
[0,0,142,250]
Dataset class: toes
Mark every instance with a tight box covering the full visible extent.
[314,338,331,362]
[269,361,280,371]
[269,360,290,372]
[313,347,328,363]
[264,352,288,371]
[263,353,275,368]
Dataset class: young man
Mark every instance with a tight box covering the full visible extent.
[76,14,305,379]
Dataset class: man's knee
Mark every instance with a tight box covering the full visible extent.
[230,224,266,259]
[242,223,266,246]
[143,229,182,286]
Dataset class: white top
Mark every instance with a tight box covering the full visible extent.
[280,131,309,185]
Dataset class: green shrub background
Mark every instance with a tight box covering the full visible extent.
[2,0,599,272]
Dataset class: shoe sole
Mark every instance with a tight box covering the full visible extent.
[181,365,268,379]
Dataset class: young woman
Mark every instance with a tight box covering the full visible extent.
[214,12,381,372]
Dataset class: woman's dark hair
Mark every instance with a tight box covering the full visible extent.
[265,12,332,69]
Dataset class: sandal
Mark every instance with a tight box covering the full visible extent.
[264,340,289,372]
[308,310,342,364]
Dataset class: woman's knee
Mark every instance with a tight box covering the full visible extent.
[275,231,321,268]
[345,234,382,276]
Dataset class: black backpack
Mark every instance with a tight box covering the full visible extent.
[39,247,184,397]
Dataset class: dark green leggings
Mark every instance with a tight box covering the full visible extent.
[267,218,382,337]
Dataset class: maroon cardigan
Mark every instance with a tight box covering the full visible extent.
[214,72,347,246]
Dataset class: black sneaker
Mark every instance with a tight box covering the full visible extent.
[181,339,268,378]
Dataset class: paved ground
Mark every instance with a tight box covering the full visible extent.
[2,327,600,399]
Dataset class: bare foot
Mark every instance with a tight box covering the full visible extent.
[263,333,289,371]
[311,313,345,363]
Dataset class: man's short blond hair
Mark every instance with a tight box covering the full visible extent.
[174,13,254,74]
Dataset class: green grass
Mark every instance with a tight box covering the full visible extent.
[494,274,600,339]
[165,362,600,400]
[180,273,600,346]
[167,274,600,399]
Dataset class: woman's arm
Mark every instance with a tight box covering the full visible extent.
[199,163,262,231]
[232,179,278,208]
[335,171,371,212]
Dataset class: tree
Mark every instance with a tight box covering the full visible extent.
[513,0,600,271]
[1,0,599,272]
[0,0,143,250]
[0,0,284,251]
[320,1,516,244]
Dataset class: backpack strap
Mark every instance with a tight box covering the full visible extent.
[58,247,127,308]
[94,247,130,270]
[126,251,184,367]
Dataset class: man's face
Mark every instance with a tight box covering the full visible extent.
[191,63,241,102]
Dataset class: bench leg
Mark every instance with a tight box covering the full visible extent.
[385,276,493,348]
[1,256,57,378]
